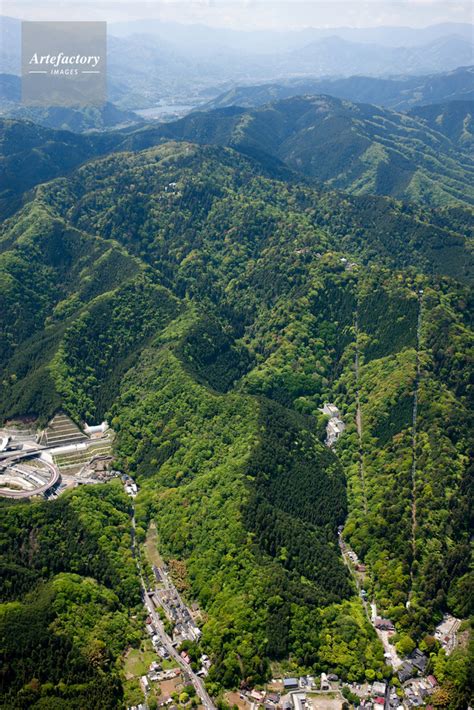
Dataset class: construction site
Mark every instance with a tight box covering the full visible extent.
[0,412,117,499]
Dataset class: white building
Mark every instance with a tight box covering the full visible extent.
[320,673,331,690]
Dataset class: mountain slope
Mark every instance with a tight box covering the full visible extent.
[2,94,472,220]
[0,142,384,694]
[0,119,117,219]
[0,138,472,705]
[0,481,142,709]
[119,95,474,207]
[409,100,474,150]
[203,66,474,112]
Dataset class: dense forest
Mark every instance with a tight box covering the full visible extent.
[0,121,472,708]
[0,483,143,709]
[113,96,474,207]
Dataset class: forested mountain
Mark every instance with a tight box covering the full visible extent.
[0,130,472,708]
[2,90,472,224]
[0,119,117,219]
[203,66,474,112]
[116,95,474,207]
[409,100,474,150]
[0,482,142,708]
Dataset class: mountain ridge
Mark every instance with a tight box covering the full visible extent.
[113,94,474,207]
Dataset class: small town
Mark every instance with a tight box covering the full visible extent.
[124,474,463,710]
[1,413,464,710]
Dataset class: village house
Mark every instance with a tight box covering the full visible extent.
[372,681,386,696]
[266,692,280,704]
[408,649,429,674]
[375,617,395,631]
[398,662,415,683]
[320,673,331,690]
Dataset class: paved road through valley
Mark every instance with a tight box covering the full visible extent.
[130,500,216,710]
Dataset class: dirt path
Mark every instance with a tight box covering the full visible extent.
[368,601,402,669]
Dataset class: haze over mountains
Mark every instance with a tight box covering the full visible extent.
[108,20,474,52]
[0,74,141,131]
[204,66,474,112]
[1,15,473,109]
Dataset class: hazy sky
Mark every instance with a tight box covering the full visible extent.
[3,0,474,30]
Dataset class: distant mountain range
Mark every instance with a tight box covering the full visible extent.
[204,66,474,112]
[2,64,472,135]
[1,16,473,109]
[284,34,474,77]
[108,19,474,53]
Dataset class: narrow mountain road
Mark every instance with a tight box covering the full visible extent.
[143,592,215,710]
[129,493,216,710]
[338,533,371,624]
[408,289,423,605]
[340,534,402,670]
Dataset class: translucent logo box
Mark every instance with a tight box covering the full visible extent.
[22,21,106,106]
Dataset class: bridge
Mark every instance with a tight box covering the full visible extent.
[0,452,60,499]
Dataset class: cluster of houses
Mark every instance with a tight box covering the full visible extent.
[402,676,439,708]
[275,676,390,710]
[241,675,392,710]
[147,663,181,684]
[137,663,187,702]
[356,681,389,710]
[241,685,281,709]
[123,474,138,497]
[320,403,346,447]
[345,546,367,575]
[145,615,171,659]
[180,650,211,678]
[241,666,440,710]
[152,566,202,646]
